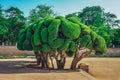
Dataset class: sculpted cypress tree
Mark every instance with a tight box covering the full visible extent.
[17,16,107,69]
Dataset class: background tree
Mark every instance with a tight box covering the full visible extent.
[77,6,120,47]
[112,28,120,48]
[28,4,55,22]
[5,7,25,45]
[78,6,105,27]
[0,5,8,45]
[105,12,120,28]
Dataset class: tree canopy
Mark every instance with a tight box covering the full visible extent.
[4,7,25,45]
[17,16,107,69]
[28,4,55,22]
[0,4,119,48]
[76,6,120,47]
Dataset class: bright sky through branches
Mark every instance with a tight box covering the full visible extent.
[0,0,120,19]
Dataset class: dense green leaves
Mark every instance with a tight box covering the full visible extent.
[28,5,55,22]
[67,16,80,25]
[42,44,51,52]
[81,24,91,35]
[41,28,48,43]
[94,36,107,53]
[61,18,80,39]
[77,6,120,47]
[17,16,107,56]
[48,19,61,41]
[80,35,91,48]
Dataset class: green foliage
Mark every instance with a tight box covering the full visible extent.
[17,16,107,56]
[65,13,78,18]
[43,17,54,26]
[90,31,98,41]
[80,35,91,48]
[78,6,104,27]
[55,16,65,20]
[66,51,74,57]
[22,39,32,50]
[60,39,71,50]
[17,29,26,50]
[33,29,41,46]
[26,26,33,40]
[0,25,8,43]
[49,39,64,49]
[41,28,48,43]
[86,40,93,49]
[32,23,37,31]
[69,41,77,52]
[48,19,61,41]
[0,26,8,35]
[33,21,44,46]
[112,28,120,46]
[42,44,51,52]
[61,18,80,39]
[94,36,107,53]
[28,4,55,22]
[2,6,26,45]
[81,24,91,35]
[67,16,80,25]
[33,46,40,52]
[78,6,120,47]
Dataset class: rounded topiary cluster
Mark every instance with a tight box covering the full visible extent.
[17,16,107,56]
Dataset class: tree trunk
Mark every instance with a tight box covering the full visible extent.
[70,49,79,69]
[34,51,41,65]
[50,57,54,69]
[70,49,92,70]
[56,50,66,69]
[41,52,50,69]
[45,53,50,68]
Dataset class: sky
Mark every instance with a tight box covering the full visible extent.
[0,0,120,19]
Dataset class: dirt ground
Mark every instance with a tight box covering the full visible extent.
[0,58,119,80]
[0,46,120,80]
[0,58,95,80]
[81,58,120,80]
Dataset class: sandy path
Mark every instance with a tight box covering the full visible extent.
[0,58,120,80]
[0,58,95,80]
[81,58,120,80]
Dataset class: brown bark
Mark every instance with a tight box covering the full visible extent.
[56,50,66,69]
[50,57,54,69]
[70,49,92,70]
[41,52,50,68]
[34,52,50,69]
[34,51,41,65]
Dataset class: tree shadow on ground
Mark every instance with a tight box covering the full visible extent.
[0,61,80,74]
